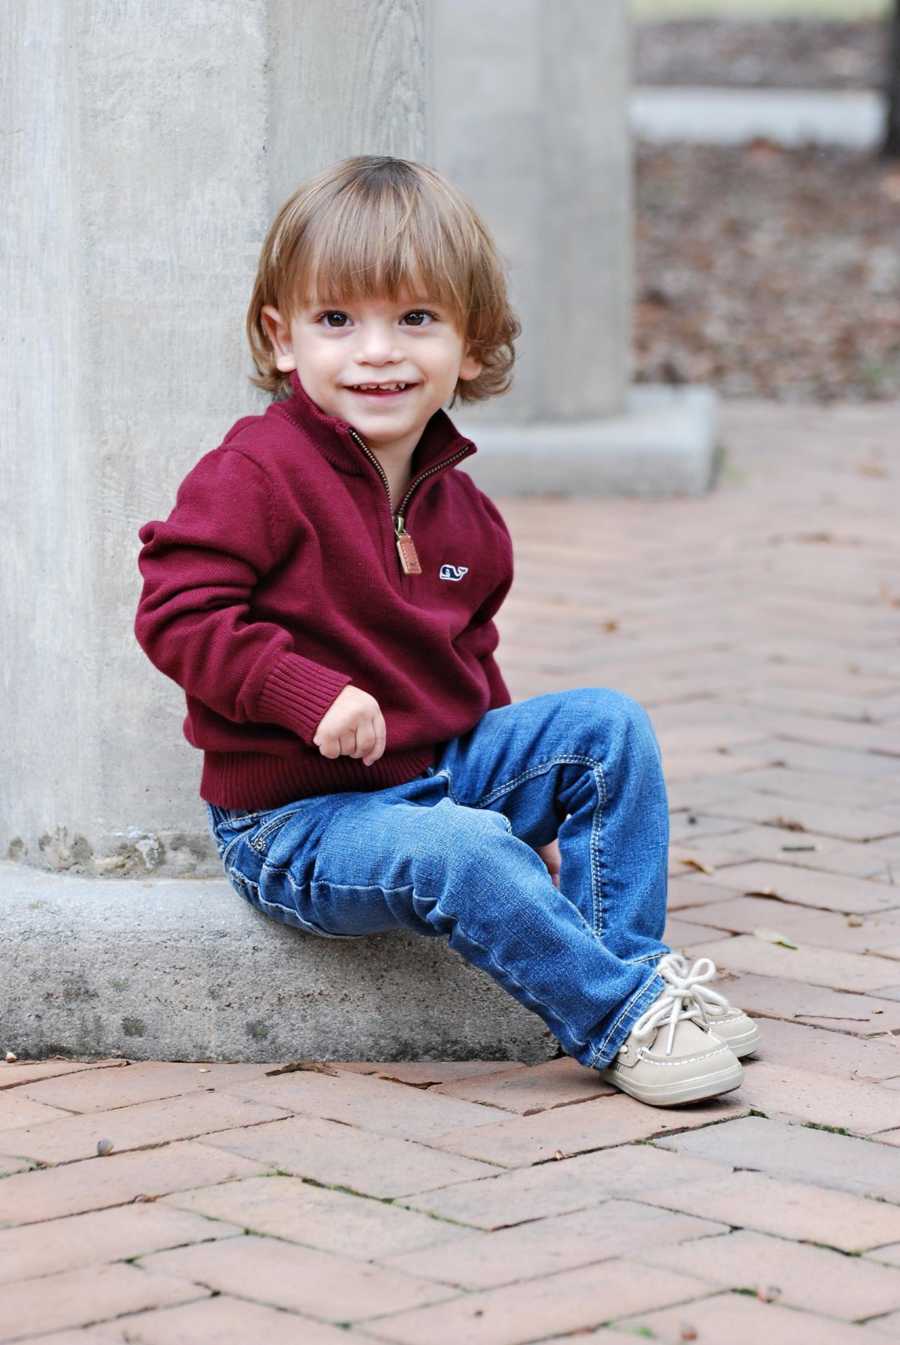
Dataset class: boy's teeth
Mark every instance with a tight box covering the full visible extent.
[355,382,407,390]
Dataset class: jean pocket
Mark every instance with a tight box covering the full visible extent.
[247,802,320,860]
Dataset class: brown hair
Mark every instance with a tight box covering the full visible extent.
[246,155,520,407]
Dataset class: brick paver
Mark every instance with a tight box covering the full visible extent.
[614,1291,884,1344]
[636,1228,900,1321]
[683,933,900,993]
[136,1235,452,1322]
[382,1198,725,1288]
[4,400,900,1341]
[0,1263,205,1341]
[199,1111,500,1198]
[635,1168,900,1251]
[162,1173,471,1259]
[0,1202,241,1286]
[361,1260,711,1345]
[654,1115,900,1201]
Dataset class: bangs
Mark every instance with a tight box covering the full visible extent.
[280,168,471,323]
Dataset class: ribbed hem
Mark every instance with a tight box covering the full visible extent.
[200,744,438,809]
[255,652,354,743]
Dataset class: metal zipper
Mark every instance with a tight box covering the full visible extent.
[347,426,473,575]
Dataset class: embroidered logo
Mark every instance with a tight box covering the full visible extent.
[439,564,469,582]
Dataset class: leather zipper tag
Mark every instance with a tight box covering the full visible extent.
[396,530,422,575]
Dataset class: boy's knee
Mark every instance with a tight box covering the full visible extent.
[568,687,660,761]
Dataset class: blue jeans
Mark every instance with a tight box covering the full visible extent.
[205,688,672,1069]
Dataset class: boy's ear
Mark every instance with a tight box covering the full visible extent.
[260,304,297,372]
[458,347,483,382]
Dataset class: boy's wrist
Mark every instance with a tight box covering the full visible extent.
[256,652,353,743]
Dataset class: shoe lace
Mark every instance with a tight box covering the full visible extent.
[628,984,702,1056]
[656,951,730,1028]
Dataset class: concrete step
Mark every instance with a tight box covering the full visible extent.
[631,85,885,148]
[0,861,557,1064]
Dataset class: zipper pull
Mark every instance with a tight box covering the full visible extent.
[395,513,422,575]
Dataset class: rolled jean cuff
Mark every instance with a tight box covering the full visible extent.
[589,970,667,1069]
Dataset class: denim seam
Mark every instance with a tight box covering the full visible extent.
[590,763,606,940]
[219,834,244,869]
[452,753,606,810]
[591,970,667,1067]
[446,753,609,940]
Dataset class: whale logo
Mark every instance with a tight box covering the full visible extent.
[439,564,469,582]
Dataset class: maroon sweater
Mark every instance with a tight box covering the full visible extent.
[134,369,514,808]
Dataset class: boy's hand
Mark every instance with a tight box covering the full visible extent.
[536,837,561,888]
[312,685,386,767]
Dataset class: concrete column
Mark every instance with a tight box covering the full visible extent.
[430,0,717,499]
[431,0,632,423]
[1,0,428,877]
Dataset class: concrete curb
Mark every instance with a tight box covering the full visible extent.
[458,385,720,498]
[0,861,558,1064]
[631,86,885,149]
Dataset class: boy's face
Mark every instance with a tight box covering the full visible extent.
[261,291,482,459]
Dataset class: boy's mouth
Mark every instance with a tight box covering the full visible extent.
[345,382,418,398]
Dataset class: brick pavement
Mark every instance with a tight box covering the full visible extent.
[2,399,900,1342]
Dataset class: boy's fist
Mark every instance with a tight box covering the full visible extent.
[312,685,386,767]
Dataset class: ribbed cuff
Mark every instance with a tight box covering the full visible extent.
[255,651,353,744]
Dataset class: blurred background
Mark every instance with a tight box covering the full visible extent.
[630,0,900,401]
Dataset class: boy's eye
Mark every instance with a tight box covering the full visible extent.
[316,309,437,328]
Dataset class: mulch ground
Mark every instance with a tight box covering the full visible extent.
[634,18,886,89]
[632,17,900,402]
[634,140,900,402]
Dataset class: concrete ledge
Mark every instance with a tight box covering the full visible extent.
[457,384,719,497]
[631,86,884,150]
[0,862,558,1064]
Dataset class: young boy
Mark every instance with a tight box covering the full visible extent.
[134,154,759,1107]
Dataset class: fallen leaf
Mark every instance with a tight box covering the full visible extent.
[375,1073,437,1089]
[753,927,799,949]
[265,1060,343,1077]
[676,855,715,875]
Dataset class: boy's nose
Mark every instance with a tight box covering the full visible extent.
[355,323,402,361]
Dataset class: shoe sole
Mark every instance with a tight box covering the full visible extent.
[599,1057,744,1108]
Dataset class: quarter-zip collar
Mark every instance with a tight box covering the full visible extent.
[277,368,477,482]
